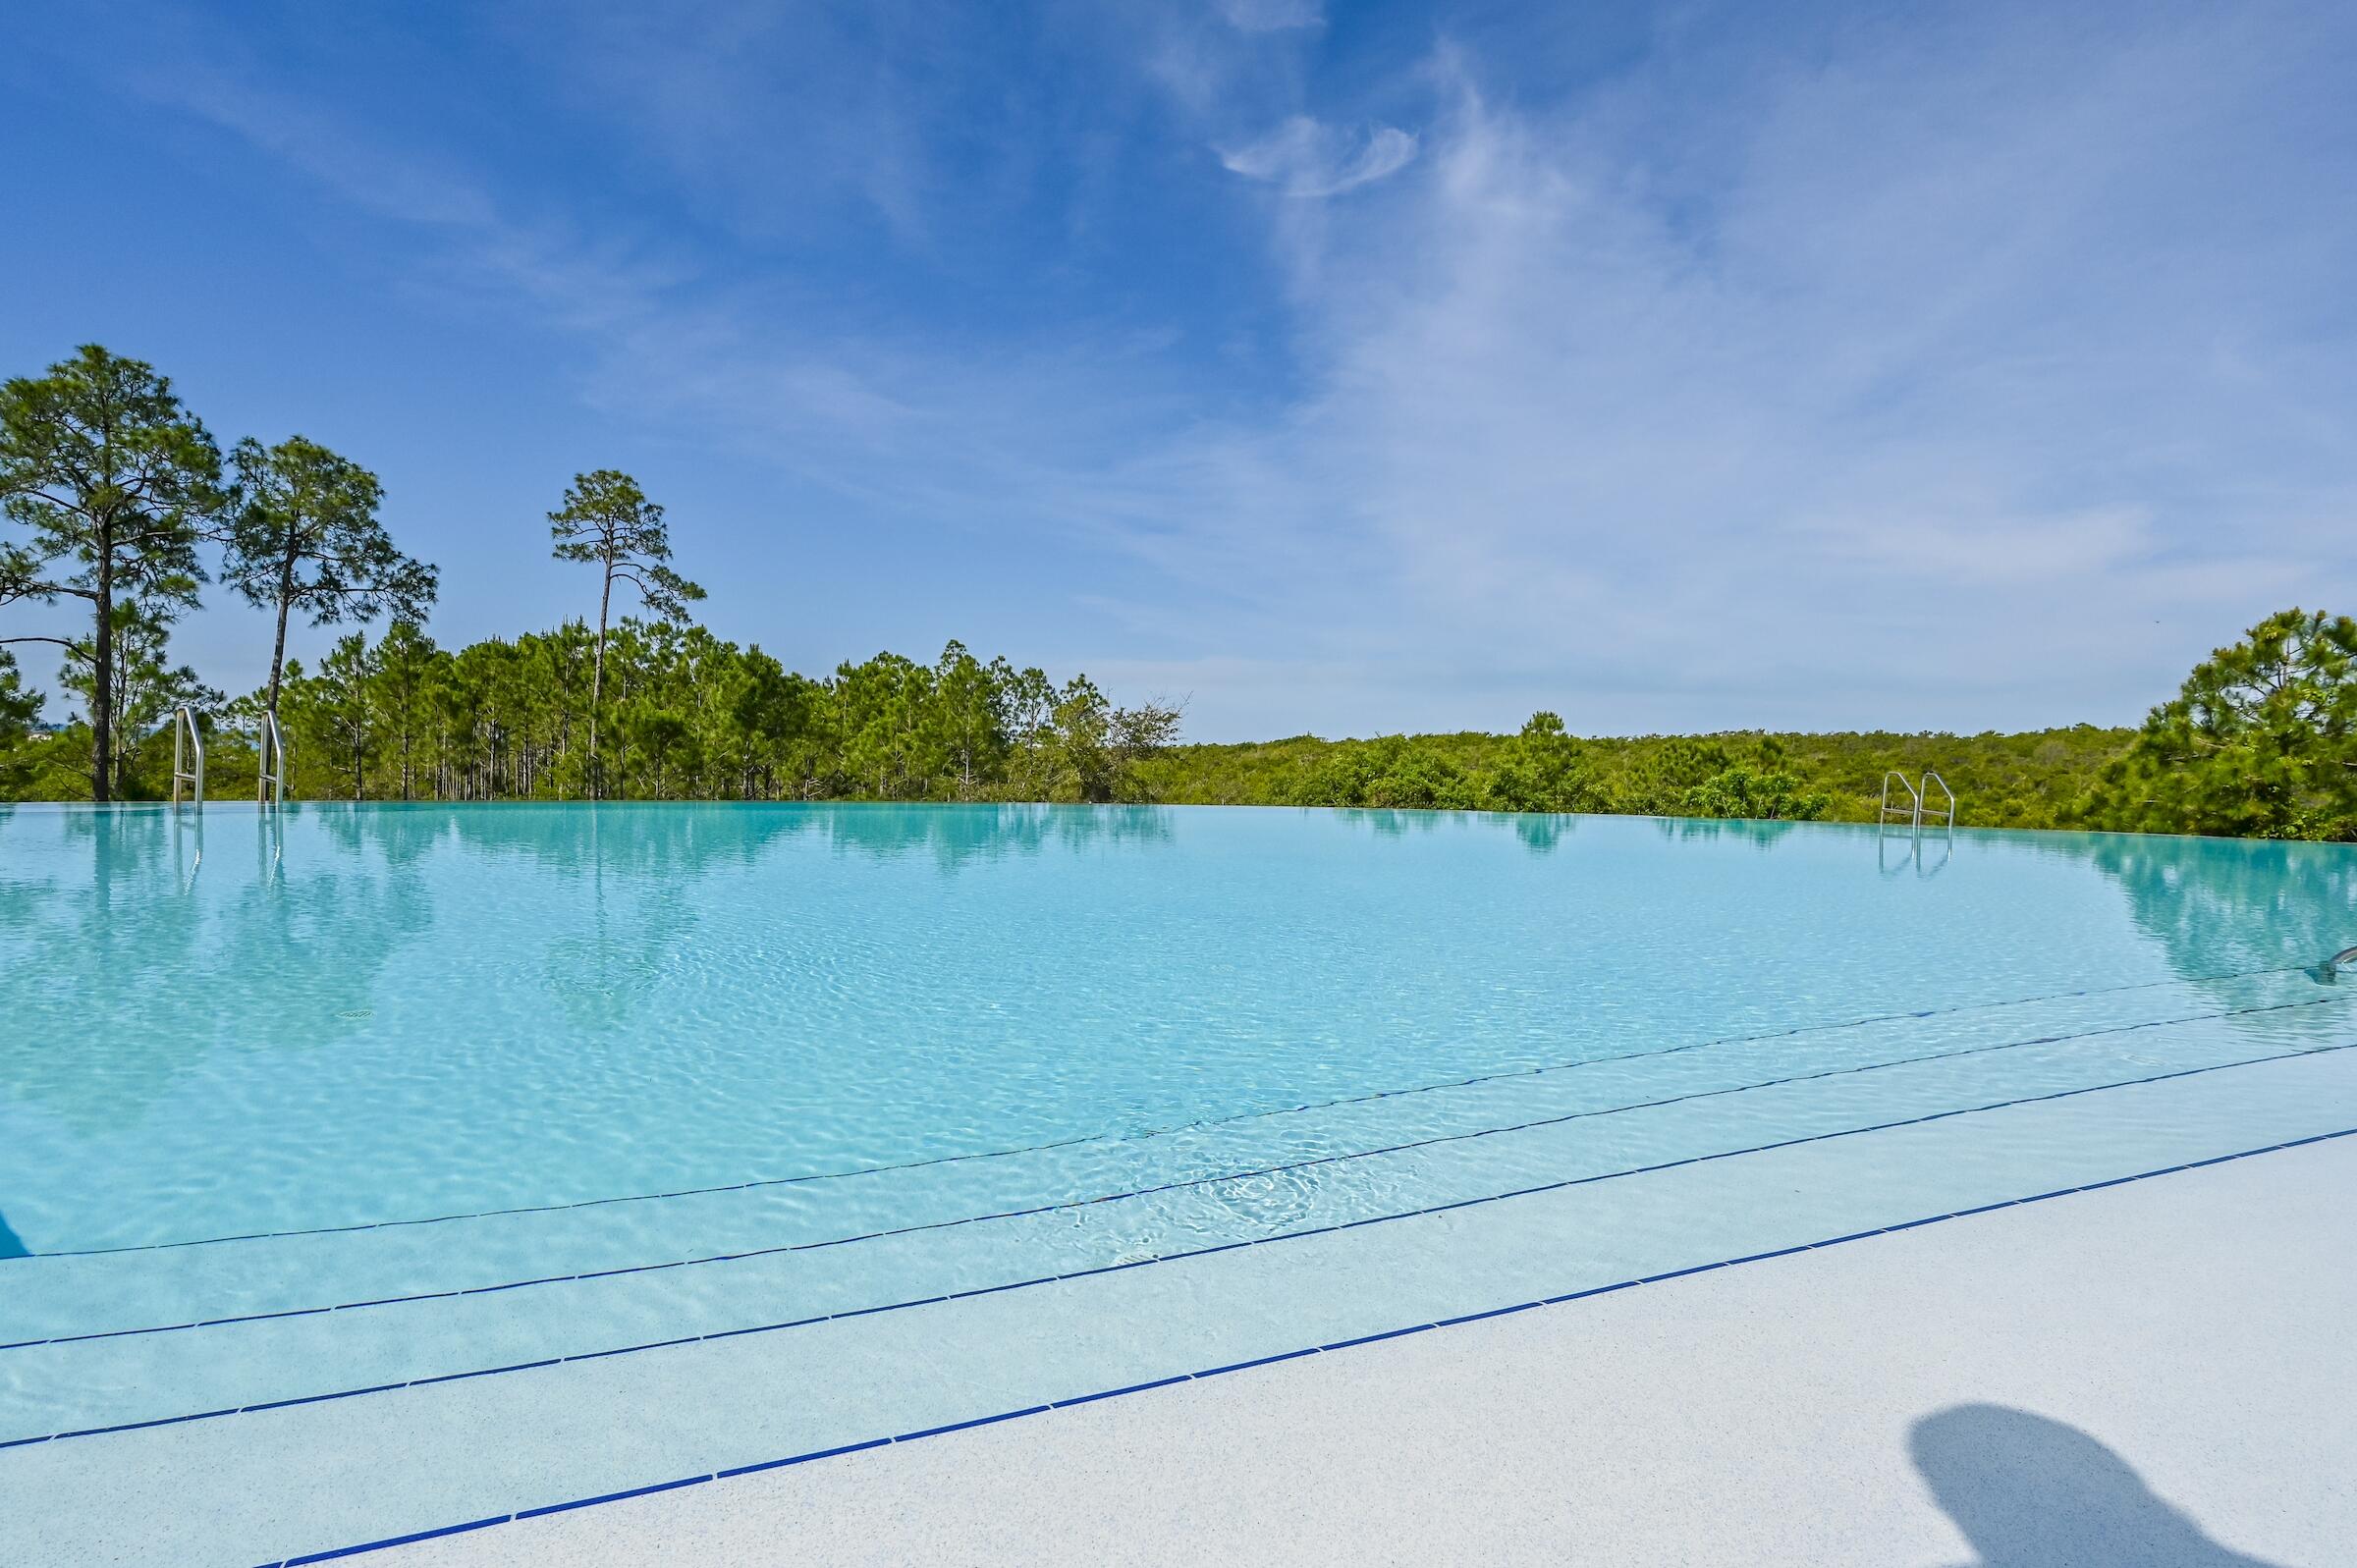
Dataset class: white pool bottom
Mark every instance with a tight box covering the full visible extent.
[381,1132,2355,1568]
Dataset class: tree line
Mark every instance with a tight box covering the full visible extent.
[6,347,2353,837]
[1129,613,2357,840]
[234,627,1175,807]
[0,344,1178,805]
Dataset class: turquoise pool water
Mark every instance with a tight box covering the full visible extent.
[3,801,2355,1563]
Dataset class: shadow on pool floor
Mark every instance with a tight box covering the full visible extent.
[1912,1404,2289,1567]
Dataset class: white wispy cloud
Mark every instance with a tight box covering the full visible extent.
[1115,7,2357,734]
[1220,116,1419,197]
[37,0,2355,740]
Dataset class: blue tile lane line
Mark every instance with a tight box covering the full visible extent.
[6,991,2339,1352]
[17,961,2312,1263]
[6,1036,2352,1460]
[243,1121,2357,1568]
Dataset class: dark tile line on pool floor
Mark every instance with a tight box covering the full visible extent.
[7,992,2340,1353]
[23,961,2313,1262]
[6,1039,2351,1462]
[239,1122,2357,1568]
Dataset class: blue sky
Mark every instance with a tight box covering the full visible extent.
[3,0,2353,740]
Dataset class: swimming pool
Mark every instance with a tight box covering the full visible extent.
[3,802,2354,1564]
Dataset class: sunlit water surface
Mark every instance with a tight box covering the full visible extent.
[2,802,2354,1565]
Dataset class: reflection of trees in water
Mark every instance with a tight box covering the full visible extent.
[1512,813,1571,853]
[424,800,1180,877]
[804,801,1176,872]
[429,802,1179,1024]
[0,801,1194,1116]
[1,812,208,1134]
[436,800,800,876]
[2062,833,2357,987]
[308,801,448,868]
[0,808,60,944]
[1327,808,1790,852]
[0,806,435,1130]
[1652,815,1803,849]
[539,853,701,1031]
[1329,806,1574,854]
[409,804,762,1031]
[1337,806,1455,838]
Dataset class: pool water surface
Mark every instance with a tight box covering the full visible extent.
[2,802,2354,1564]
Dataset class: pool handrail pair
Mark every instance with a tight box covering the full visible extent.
[169,706,290,808]
[1879,770,1956,830]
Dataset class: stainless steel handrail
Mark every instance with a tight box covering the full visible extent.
[1878,770,1920,827]
[257,711,288,807]
[171,706,204,806]
[1921,770,1957,829]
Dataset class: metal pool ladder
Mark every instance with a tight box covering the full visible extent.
[171,706,204,806]
[257,710,289,807]
[1879,770,1958,830]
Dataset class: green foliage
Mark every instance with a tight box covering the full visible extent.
[3,347,2348,841]
[0,345,228,798]
[223,434,436,719]
[220,624,1183,806]
[1677,761,1831,821]
[286,633,379,800]
[1043,675,1184,804]
[2074,609,2357,839]
[0,649,44,796]
[548,470,703,622]
[548,468,705,793]
[1139,723,2134,829]
[1666,736,1831,822]
[58,599,220,798]
[1488,712,1608,813]
[1284,734,1484,809]
[1619,734,1731,812]
[369,620,440,800]
[0,649,39,737]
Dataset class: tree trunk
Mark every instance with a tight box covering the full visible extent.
[266,578,293,722]
[90,545,114,803]
[589,560,613,798]
[267,544,299,717]
[113,654,137,800]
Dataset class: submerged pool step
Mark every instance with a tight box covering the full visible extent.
[2,1000,2346,1449]
[0,966,2323,1351]
[6,1045,2356,1568]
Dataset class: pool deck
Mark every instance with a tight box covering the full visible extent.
[382,1132,2355,1566]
